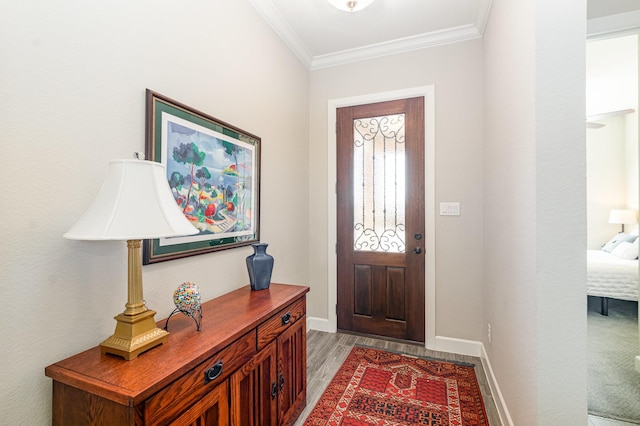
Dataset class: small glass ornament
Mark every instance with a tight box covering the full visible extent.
[164,282,203,331]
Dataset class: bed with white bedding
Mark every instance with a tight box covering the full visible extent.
[587,246,639,315]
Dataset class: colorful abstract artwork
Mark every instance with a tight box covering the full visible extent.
[144,90,260,264]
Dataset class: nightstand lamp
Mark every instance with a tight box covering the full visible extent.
[608,209,638,233]
[64,156,198,360]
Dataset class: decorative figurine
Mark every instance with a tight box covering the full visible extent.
[164,282,203,331]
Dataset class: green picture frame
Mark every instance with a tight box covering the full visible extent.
[143,89,261,264]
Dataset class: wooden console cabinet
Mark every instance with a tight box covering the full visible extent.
[45,283,309,426]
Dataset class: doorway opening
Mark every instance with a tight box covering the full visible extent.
[586,33,640,422]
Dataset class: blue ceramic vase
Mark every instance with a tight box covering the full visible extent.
[246,243,274,291]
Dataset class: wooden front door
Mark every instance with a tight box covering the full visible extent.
[336,97,425,342]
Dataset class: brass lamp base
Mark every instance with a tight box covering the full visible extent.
[100,309,169,360]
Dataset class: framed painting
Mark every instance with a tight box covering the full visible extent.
[143,89,260,264]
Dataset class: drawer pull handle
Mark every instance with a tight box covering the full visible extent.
[204,361,223,384]
[271,382,277,399]
[281,312,291,325]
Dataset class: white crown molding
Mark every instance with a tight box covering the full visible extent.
[250,0,493,70]
[310,24,482,70]
[248,0,314,69]
[474,0,493,36]
[587,10,640,39]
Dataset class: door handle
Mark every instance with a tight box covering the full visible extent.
[413,247,422,254]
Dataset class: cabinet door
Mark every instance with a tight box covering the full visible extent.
[277,317,306,426]
[171,380,229,426]
[230,341,278,426]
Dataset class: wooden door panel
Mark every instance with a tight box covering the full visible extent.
[352,264,406,321]
[386,267,406,321]
[353,265,372,316]
[337,97,425,342]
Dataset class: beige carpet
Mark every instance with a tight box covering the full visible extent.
[588,296,640,424]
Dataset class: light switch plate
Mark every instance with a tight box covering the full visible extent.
[440,202,460,216]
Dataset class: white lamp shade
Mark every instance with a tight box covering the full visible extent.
[608,209,638,225]
[328,0,375,12]
[64,159,198,240]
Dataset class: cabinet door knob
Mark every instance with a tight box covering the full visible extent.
[204,360,223,384]
[281,312,291,325]
[279,373,285,391]
[271,382,278,399]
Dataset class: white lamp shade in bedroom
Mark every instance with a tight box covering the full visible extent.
[608,209,637,233]
[608,209,637,226]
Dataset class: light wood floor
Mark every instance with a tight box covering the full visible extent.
[294,329,502,425]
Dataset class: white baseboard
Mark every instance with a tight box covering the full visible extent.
[480,344,513,426]
[433,335,483,357]
[434,336,513,425]
[307,316,335,333]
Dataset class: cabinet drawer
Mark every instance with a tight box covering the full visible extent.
[144,330,256,425]
[257,298,305,351]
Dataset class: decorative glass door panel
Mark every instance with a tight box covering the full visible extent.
[353,114,406,253]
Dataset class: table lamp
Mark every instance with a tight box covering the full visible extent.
[608,209,637,233]
[64,156,198,360]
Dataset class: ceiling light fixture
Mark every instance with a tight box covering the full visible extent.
[328,0,375,12]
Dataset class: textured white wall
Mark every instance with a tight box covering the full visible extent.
[483,1,537,422]
[308,40,484,340]
[483,0,587,424]
[534,0,587,423]
[0,1,309,424]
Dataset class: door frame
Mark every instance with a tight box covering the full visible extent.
[324,86,436,348]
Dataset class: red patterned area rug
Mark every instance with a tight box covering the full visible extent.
[304,346,489,426]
